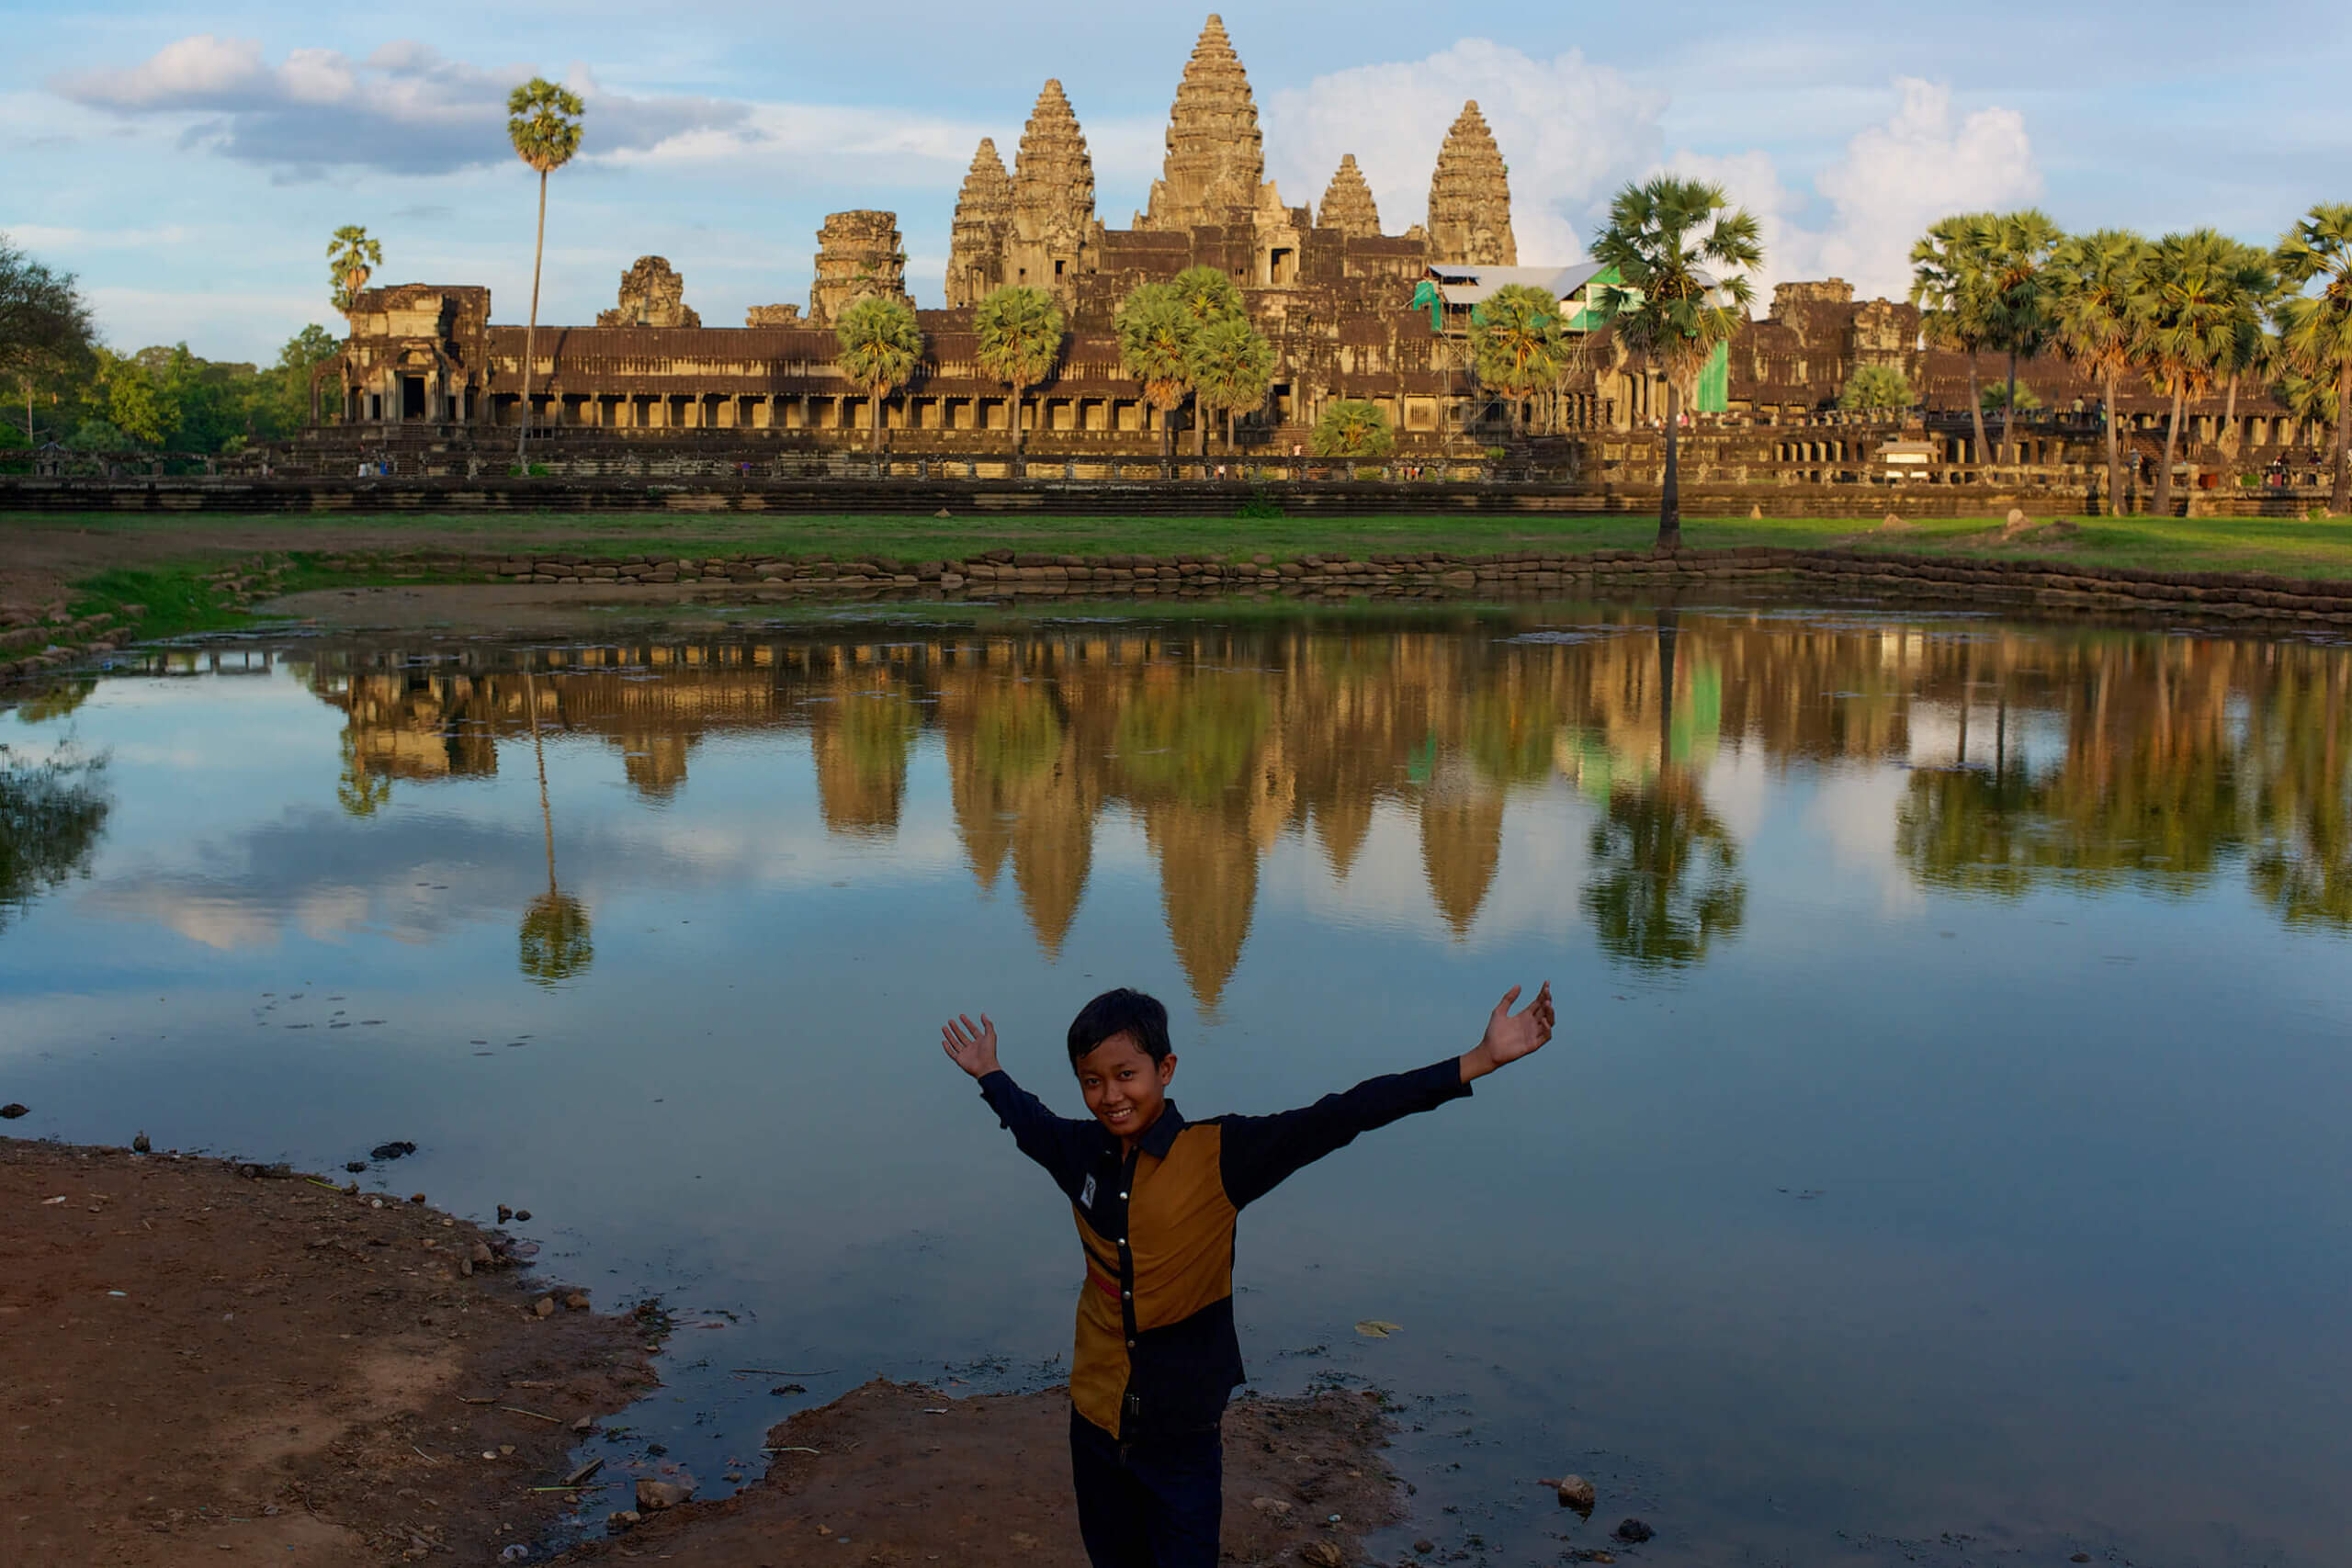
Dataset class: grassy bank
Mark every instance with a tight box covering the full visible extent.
[11,508,2352,581]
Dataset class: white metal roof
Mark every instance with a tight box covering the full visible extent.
[1422,261,1610,306]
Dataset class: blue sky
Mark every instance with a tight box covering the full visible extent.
[6,0,2346,364]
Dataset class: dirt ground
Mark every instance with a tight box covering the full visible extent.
[553,1380,1406,1568]
[3,1139,1413,1567]
[0,1137,659,1567]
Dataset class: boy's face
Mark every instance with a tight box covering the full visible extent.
[1073,1031,1177,1146]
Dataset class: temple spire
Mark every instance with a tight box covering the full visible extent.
[946,137,1013,308]
[1140,14,1265,231]
[1427,99,1517,265]
[1317,153,1381,238]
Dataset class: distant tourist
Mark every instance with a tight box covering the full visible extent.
[940,981,1555,1568]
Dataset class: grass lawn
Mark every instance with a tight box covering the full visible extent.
[12,512,2352,643]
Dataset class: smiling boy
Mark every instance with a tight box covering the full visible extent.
[940,982,1555,1568]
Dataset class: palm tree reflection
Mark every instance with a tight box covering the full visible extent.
[1581,609,1747,968]
[517,670,593,986]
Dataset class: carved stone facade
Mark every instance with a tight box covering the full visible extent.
[808,212,911,326]
[944,139,1013,309]
[1004,79,1095,299]
[596,257,701,328]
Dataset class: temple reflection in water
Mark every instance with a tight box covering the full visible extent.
[175,604,2349,1001]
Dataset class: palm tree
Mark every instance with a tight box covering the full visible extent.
[1169,266,1244,457]
[2047,228,2151,514]
[1470,282,1567,436]
[1187,313,1274,455]
[1911,212,1998,470]
[1982,209,2062,464]
[517,671,592,986]
[2214,243,2284,462]
[1116,282,1198,469]
[506,77,584,466]
[972,285,1065,467]
[326,226,382,318]
[2139,229,2266,517]
[1589,175,1762,550]
[834,296,923,455]
[2276,203,2352,513]
[1308,399,1394,459]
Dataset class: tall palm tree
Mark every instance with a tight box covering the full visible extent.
[972,285,1064,467]
[1471,282,1567,436]
[1116,282,1198,470]
[1187,313,1274,454]
[326,226,382,319]
[1169,266,1244,457]
[1911,212,1998,470]
[1983,209,2063,463]
[2213,243,2284,462]
[2048,228,2151,514]
[2276,203,2352,513]
[1308,399,1393,458]
[517,671,593,986]
[1589,175,1762,550]
[834,296,923,455]
[2139,229,2266,517]
[506,78,584,466]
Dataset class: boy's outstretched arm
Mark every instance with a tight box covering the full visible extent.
[941,1011,1092,1200]
[1220,982,1555,1209]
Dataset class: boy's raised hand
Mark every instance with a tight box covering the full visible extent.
[941,1012,1001,1079]
[1460,981,1555,1082]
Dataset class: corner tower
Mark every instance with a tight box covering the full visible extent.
[1140,14,1265,231]
[946,137,1013,308]
[1316,153,1382,238]
[1427,100,1517,266]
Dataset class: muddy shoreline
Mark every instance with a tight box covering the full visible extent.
[4,1137,1430,1566]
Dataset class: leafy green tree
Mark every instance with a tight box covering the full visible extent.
[972,285,1064,459]
[2138,228,2269,517]
[506,78,584,463]
[1979,381,2041,412]
[2275,203,2352,513]
[835,296,923,454]
[1187,313,1274,454]
[1308,398,1393,458]
[1471,282,1567,435]
[1838,364,1911,412]
[1911,212,1998,468]
[1115,282,1198,465]
[98,349,177,447]
[0,232,96,456]
[1589,175,1762,550]
[277,324,342,428]
[0,750,110,935]
[2048,228,2151,513]
[1982,209,2062,461]
[326,225,382,318]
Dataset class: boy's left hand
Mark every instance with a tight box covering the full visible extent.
[1460,981,1555,1082]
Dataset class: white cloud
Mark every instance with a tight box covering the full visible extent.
[1671,78,2041,304]
[1265,39,1668,265]
[52,36,752,177]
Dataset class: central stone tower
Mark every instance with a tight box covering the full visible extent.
[1427,101,1517,266]
[1138,14,1265,231]
[1007,79,1097,300]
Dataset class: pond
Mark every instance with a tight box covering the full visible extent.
[4,598,2347,1566]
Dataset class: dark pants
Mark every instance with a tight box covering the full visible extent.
[1069,1406,1222,1568]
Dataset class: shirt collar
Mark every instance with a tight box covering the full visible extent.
[1103,1100,1187,1161]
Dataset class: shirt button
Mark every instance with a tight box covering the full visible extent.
[1119,1192,1128,1201]
[1126,1339,1136,1348]
[1122,1290,1132,1300]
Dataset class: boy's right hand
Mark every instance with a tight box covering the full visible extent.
[941,1013,1001,1079]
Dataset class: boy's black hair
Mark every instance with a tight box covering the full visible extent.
[1068,988,1172,1069]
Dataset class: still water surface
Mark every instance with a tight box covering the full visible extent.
[4,601,2349,1565]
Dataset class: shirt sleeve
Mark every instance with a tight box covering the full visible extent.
[978,1069,1096,1201]
[1216,1058,1471,1209]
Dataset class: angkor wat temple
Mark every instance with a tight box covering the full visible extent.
[325,14,2303,467]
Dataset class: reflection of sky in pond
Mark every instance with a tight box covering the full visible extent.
[4,603,2350,1567]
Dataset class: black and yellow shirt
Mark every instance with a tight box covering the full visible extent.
[978,1059,1471,1440]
